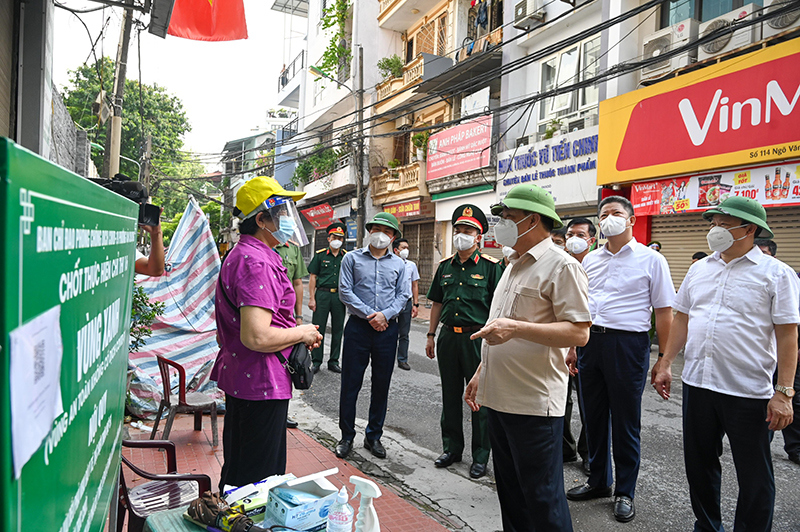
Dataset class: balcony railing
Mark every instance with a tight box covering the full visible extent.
[281,117,298,140]
[372,161,422,198]
[278,50,305,92]
[375,53,452,110]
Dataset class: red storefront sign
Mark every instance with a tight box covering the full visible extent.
[384,200,420,218]
[427,116,493,181]
[299,203,337,229]
[599,40,800,185]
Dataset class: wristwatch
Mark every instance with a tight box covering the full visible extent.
[775,385,796,398]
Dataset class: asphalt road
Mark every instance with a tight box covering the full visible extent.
[293,308,800,531]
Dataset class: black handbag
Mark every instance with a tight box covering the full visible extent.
[276,343,314,390]
[218,276,313,390]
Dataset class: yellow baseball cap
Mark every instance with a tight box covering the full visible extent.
[235,176,306,218]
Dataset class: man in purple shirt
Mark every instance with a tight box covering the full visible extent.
[212,177,321,491]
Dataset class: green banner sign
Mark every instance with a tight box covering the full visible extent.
[0,138,138,532]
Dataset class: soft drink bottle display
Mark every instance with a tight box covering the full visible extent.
[773,168,782,200]
[765,176,771,200]
[781,172,790,199]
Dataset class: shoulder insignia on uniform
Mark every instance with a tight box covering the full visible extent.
[480,253,500,263]
[316,248,327,253]
[440,254,455,263]
[342,249,347,253]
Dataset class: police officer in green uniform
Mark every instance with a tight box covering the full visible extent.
[308,222,347,374]
[426,204,504,480]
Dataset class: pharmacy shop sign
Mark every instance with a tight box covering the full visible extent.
[496,126,599,208]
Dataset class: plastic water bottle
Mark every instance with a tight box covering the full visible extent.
[326,486,354,532]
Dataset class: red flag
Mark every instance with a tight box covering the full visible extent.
[167,0,248,41]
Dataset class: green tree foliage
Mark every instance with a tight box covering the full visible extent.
[63,57,191,180]
[317,0,351,78]
[130,284,166,352]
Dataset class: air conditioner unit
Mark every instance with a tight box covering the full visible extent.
[698,4,762,61]
[641,19,699,79]
[762,0,800,38]
[583,112,599,127]
[514,0,545,32]
[395,115,413,129]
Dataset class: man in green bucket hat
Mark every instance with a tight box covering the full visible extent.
[652,195,800,531]
[464,184,592,530]
[335,212,410,460]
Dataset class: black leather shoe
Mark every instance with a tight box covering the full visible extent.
[613,496,635,522]
[566,483,613,501]
[286,417,298,429]
[364,438,386,459]
[434,452,462,468]
[334,439,352,458]
[563,452,578,463]
[312,364,321,374]
[582,458,591,476]
[327,363,342,373]
[469,463,487,479]
[788,452,800,465]
[397,361,411,371]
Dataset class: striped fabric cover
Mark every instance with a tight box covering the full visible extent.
[127,198,224,418]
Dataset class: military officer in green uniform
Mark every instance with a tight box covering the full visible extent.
[426,204,504,480]
[308,222,347,373]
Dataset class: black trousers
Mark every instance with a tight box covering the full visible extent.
[219,394,289,492]
[578,330,650,499]
[339,316,399,442]
[488,408,573,532]
[683,384,774,532]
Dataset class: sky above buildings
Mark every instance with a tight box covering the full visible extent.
[53,0,305,166]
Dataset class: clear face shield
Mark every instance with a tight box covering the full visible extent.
[243,196,309,247]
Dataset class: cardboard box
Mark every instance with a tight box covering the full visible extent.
[265,468,339,530]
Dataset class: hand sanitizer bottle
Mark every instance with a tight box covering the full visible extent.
[326,486,354,532]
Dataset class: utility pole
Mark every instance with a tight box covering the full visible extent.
[103,0,134,178]
[142,133,152,191]
[355,45,365,248]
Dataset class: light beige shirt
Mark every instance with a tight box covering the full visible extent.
[476,237,591,417]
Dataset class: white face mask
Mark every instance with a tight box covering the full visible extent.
[329,239,343,250]
[706,224,748,253]
[566,236,589,255]
[453,233,476,252]
[368,231,391,249]
[398,249,409,259]
[599,214,628,237]
[502,246,516,258]
[494,214,536,247]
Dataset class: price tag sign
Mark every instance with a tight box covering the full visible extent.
[734,171,751,185]
[674,198,690,212]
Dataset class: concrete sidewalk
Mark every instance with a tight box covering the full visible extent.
[121,413,451,532]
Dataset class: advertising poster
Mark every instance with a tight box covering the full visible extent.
[631,160,800,216]
[300,203,337,229]
[496,126,599,209]
[427,116,493,181]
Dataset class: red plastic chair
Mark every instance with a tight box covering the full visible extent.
[151,355,219,446]
[117,439,211,532]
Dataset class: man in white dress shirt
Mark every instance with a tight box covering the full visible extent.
[652,196,799,532]
[566,196,675,523]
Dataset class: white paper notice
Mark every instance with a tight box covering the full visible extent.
[9,305,65,478]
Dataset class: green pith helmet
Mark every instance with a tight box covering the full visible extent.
[702,196,773,239]
[490,184,563,229]
[366,212,402,238]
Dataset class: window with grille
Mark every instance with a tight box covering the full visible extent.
[409,11,448,59]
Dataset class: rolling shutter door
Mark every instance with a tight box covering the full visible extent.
[652,206,800,290]
[402,221,436,296]
[0,0,13,137]
[651,214,711,290]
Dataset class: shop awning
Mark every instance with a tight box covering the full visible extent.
[416,48,502,96]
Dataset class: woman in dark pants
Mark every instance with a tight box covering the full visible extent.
[212,176,321,490]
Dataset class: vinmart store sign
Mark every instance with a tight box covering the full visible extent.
[496,126,599,209]
[598,39,800,185]
[631,160,800,217]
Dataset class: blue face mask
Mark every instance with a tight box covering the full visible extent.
[271,216,296,244]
